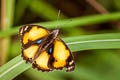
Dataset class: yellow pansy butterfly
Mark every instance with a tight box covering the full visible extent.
[19,25,75,72]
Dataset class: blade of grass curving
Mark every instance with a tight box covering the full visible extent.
[11,33,120,55]
[1,12,120,37]
[64,33,120,52]
[0,55,31,80]
[0,33,120,80]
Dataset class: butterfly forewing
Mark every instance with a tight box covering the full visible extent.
[52,38,75,72]
[19,25,49,45]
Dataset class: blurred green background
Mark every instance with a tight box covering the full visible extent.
[1,0,120,80]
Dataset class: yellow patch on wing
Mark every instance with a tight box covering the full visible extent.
[35,51,50,70]
[23,32,29,44]
[53,39,70,68]
[23,26,48,44]
[24,45,39,60]
[29,26,48,41]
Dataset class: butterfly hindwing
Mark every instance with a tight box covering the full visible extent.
[22,45,39,62]
[19,25,49,62]
[32,50,53,72]
[51,38,75,72]
[32,42,54,72]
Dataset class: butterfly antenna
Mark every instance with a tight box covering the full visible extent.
[56,10,61,29]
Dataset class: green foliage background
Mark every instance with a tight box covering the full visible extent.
[0,0,120,80]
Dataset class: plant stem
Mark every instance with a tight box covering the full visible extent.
[0,0,15,65]
[0,0,6,66]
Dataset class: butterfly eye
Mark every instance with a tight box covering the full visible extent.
[36,40,42,44]
[48,48,52,54]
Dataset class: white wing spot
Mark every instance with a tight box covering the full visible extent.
[67,66,73,70]
[20,28,24,35]
[69,60,74,65]
[24,26,29,31]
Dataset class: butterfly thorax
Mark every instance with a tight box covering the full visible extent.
[41,29,59,50]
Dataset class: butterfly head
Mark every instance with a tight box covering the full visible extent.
[51,29,59,38]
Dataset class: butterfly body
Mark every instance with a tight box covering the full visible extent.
[19,25,75,72]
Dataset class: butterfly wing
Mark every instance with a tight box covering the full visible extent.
[19,25,50,62]
[32,51,53,72]
[19,25,49,45]
[51,38,75,72]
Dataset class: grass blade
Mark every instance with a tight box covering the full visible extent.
[1,12,120,37]
[0,33,120,80]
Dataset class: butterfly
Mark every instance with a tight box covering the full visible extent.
[19,25,75,72]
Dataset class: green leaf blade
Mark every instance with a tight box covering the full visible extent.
[0,33,120,80]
